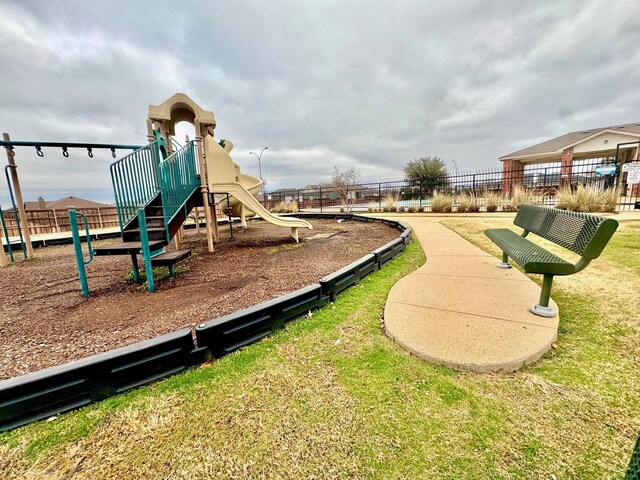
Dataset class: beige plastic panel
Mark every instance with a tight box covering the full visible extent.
[148,93,216,134]
[205,137,312,233]
[205,137,239,184]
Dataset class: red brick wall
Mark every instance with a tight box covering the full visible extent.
[501,159,525,196]
[560,147,574,187]
[632,146,640,197]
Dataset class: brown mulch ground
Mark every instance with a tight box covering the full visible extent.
[0,219,397,380]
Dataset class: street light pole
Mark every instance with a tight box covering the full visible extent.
[451,159,459,174]
[249,146,268,197]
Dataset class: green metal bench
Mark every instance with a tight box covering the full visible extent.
[484,204,618,317]
[627,435,640,480]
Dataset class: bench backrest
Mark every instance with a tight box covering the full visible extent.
[514,204,618,260]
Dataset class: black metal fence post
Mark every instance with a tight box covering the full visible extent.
[345,185,348,212]
[319,187,323,213]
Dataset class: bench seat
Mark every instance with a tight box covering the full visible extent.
[484,204,618,317]
[485,228,575,275]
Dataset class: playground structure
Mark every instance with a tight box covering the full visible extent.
[1,93,313,295]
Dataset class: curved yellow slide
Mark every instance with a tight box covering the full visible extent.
[205,137,312,241]
[218,171,261,220]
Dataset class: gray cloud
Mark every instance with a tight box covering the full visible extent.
[1,0,638,205]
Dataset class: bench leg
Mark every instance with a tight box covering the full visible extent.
[498,252,512,269]
[529,274,556,318]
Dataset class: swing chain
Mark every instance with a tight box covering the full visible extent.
[35,146,44,157]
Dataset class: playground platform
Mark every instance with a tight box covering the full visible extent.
[2,226,121,249]
[383,215,560,373]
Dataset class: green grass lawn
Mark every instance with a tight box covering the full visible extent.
[1,220,639,479]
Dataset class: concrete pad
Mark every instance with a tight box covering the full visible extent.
[422,241,493,257]
[383,215,560,373]
[384,303,557,373]
[417,255,527,279]
[389,274,558,327]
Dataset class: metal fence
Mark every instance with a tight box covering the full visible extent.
[262,157,640,212]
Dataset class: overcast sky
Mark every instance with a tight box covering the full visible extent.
[1,0,639,205]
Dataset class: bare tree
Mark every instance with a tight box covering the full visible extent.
[331,166,362,212]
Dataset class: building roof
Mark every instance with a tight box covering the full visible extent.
[24,196,111,210]
[500,122,640,160]
[303,183,332,190]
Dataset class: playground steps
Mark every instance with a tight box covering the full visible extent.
[93,240,167,256]
[122,227,167,242]
[145,215,165,228]
[145,206,164,217]
[151,249,191,267]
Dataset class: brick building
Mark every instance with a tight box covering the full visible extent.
[499,122,640,196]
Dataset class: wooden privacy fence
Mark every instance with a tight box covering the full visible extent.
[1,205,231,239]
[0,207,119,237]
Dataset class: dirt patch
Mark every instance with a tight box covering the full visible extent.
[0,219,398,379]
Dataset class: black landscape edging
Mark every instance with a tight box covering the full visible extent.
[0,213,412,432]
[195,283,328,358]
[319,254,378,301]
[372,238,405,268]
[0,329,199,432]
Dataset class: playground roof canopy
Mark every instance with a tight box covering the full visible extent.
[500,122,640,163]
[148,93,216,136]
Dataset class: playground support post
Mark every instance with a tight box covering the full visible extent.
[137,207,155,293]
[211,197,219,242]
[3,133,33,257]
[0,242,7,268]
[0,205,7,267]
[195,119,215,251]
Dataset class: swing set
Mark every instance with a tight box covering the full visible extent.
[0,132,140,268]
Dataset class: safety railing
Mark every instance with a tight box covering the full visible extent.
[68,208,95,297]
[158,141,199,239]
[110,141,161,230]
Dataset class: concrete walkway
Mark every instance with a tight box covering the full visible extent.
[384,215,559,373]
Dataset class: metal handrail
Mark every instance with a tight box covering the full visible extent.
[77,212,94,265]
[68,208,95,297]
[158,141,199,240]
[110,141,162,230]
[0,206,14,262]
